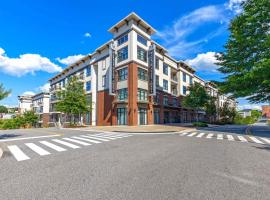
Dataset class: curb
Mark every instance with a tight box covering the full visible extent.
[245,126,252,135]
[112,130,177,133]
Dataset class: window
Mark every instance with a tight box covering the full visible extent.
[163,79,168,91]
[138,67,148,81]
[163,96,168,105]
[102,75,106,87]
[183,72,187,82]
[183,86,187,95]
[137,34,147,46]
[118,67,128,81]
[86,66,91,77]
[154,93,160,104]
[137,46,147,62]
[117,34,128,46]
[163,63,168,75]
[173,98,178,107]
[189,76,193,84]
[117,46,128,62]
[137,89,148,101]
[155,58,159,69]
[118,88,128,101]
[86,81,91,91]
[156,75,159,86]
[117,108,127,125]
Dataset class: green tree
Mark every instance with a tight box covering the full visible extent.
[219,101,237,123]
[56,77,91,125]
[0,105,8,113]
[183,83,210,121]
[23,111,38,127]
[0,83,11,101]
[251,110,261,120]
[216,0,270,103]
[205,97,217,123]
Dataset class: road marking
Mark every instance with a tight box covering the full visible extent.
[62,138,92,146]
[52,139,81,149]
[237,136,248,142]
[217,134,223,140]
[8,145,30,161]
[39,141,67,152]
[260,137,270,144]
[187,132,197,137]
[81,135,110,142]
[94,133,126,138]
[91,135,117,140]
[248,136,264,144]
[180,132,189,136]
[25,143,50,156]
[206,133,214,139]
[72,136,101,144]
[196,133,205,138]
[227,135,235,141]
[0,135,60,143]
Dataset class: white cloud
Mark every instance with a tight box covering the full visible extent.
[22,91,35,96]
[0,47,62,77]
[155,5,229,59]
[56,54,85,65]
[84,32,91,38]
[38,83,50,93]
[186,52,220,73]
[226,0,246,14]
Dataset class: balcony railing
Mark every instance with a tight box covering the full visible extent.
[171,76,178,82]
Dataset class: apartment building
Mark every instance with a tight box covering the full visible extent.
[18,95,33,114]
[49,12,235,126]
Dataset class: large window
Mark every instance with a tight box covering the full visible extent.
[102,75,106,87]
[137,46,147,62]
[156,75,159,86]
[118,88,128,101]
[189,76,193,84]
[154,93,160,104]
[163,63,168,75]
[163,96,169,105]
[183,72,187,82]
[117,108,127,125]
[86,66,91,77]
[138,67,148,81]
[117,46,128,63]
[118,67,128,81]
[156,58,159,69]
[117,34,128,46]
[183,86,187,95]
[137,89,148,101]
[137,34,147,46]
[163,79,168,91]
[86,81,91,91]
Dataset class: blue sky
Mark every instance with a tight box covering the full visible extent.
[0,0,263,110]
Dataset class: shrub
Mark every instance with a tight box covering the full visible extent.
[192,122,208,127]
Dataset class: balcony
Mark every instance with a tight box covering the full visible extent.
[171,75,178,83]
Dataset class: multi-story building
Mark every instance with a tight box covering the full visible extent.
[49,12,235,126]
[18,95,33,114]
[262,105,270,119]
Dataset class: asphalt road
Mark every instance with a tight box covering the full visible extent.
[0,125,270,200]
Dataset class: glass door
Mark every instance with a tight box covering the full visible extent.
[138,108,147,125]
[117,108,127,125]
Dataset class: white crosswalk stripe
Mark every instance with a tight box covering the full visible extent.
[72,136,101,144]
[91,135,117,140]
[39,141,67,152]
[217,134,223,140]
[260,137,270,144]
[81,135,110,142]
[180,132,189,136]
[206,133,214,139]
[227,135,235,141]
[8,145,30,161]
[63,138,92,146]
[94,133,126,138]
[196,133,205,138]
[187,132,197,137]
[25,143,50,156]
[248,136,264,144]
[237,136,248,142]
[52,139,81,149]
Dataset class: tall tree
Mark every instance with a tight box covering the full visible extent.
[0,83,11,101]
[205,96,217,123]
[0,105,8,113]
[216,0,270,103]
[56,77,91,125]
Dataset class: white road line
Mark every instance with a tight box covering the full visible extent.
[52,139,81,149]
[248,136,264,144]
[0,134,60,143]
[94,133,126,138]
[206,133,214,139]
[180,132,189,136]
[187,132,197,137]
[196,133,205,138]
[217,134,223,140]
[237,136,248,142]
[72,136,101,144]
[260,137,270,144]
[8,145,30,161]
[62,138,92,146]
[25,143,50,156]
[90,135,117,140]
[80,135,110,142]
[227,135,235,141]
[39,141,67,152]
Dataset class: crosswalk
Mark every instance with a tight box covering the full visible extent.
[180,131,270,145]
[7,133,132,162]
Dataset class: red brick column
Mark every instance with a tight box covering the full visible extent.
[147,96,154,124]
[42,113,49,127]
[128,62,138,126]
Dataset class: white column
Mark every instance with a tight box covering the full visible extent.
[91,64,97,126]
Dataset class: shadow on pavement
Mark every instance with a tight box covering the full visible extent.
[0,134,21,140]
